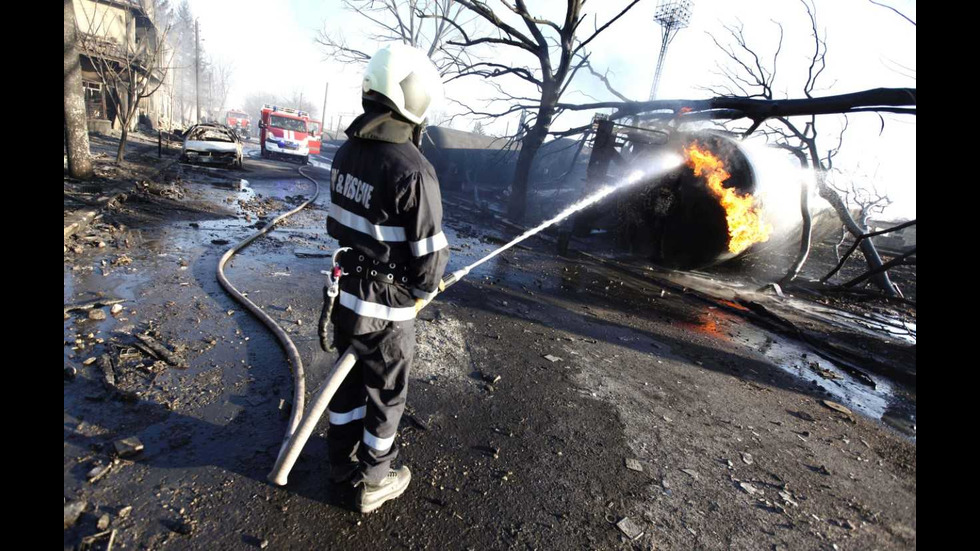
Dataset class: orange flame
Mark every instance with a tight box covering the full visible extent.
[684,141,772,254]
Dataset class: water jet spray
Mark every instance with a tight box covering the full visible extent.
[267,150,684,486]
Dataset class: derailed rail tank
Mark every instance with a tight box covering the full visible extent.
[645,133,761,269]
[571,127,787,270]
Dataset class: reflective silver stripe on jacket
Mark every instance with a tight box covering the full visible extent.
[328,405,366,425]
[363,429,396,452]
[412,287,438,301]
[330,202,407,242]
[338,291,416,321]
[409,231,448,257]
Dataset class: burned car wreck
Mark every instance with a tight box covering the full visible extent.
[181,123,244,169]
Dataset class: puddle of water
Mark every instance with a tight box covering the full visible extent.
[698,308,915,438]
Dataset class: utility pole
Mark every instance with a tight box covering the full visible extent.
[320,80,329,128]
[648,0,694,101]
[207,70,212,122]
[195,19,200,123]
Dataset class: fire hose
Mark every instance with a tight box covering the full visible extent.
[217,166,322,455]
[266,169,656,486]
[215,159,677,487]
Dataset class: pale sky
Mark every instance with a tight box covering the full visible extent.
[187,0,916,219]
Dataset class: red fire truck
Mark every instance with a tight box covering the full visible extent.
[225,109,251,140]
[306,119,322,156]
[258,104,311,164]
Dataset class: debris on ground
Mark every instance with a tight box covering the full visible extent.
[79,529,116,551]
[64,500,87,529]
[98,354,116,388]
[821,399,854,416]
[114,436,144,458]
[64,298,126,316]
[543,354,562,363]
[738,481,763,496]
[624,458,643,472]
[135,333,185,368]
[615,517,644,540]
[87,462,113,483]
[809,361,841,380]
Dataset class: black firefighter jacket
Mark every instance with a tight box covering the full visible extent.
[327,108,450,335]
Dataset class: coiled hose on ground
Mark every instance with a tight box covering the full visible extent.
[216,165,321,448]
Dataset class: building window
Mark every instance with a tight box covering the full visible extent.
[83,81,106,120]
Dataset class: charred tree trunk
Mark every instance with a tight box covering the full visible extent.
[782,175,813,285]
[816,179,898,296]
[64,0,93,180]
[508,110,551,221]
[116,126,129,164]
[508,78,559,222]
[115,83,131,163]
[780,148,812,285]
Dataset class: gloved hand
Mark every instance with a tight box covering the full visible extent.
[318,286,333,352]
[414,281,446,315]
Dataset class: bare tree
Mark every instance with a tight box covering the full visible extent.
[316,1,645,222]
[205,58,234,119]
[432,0,643,221]
[545,1,914,296]
[78,0,175,163]
[315,0,471,76]
[691,0,905,296]
[65,0,94,180]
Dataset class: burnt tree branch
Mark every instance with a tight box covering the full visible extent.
[820,219,916,282]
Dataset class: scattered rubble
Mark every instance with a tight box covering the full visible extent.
[615,517,644,540]
[135,333,185,368]
[87,462,113,483]
[114,436,144,458]
[738,481,763,496]
[64,500,87,529]
[821,400,853,416]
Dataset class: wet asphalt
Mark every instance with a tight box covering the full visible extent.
[64,144,916,550]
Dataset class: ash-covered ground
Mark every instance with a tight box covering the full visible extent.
[65,138,915,550]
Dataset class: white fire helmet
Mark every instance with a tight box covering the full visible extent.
[362,43,442,125]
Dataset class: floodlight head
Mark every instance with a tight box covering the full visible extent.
[654,0,694,29]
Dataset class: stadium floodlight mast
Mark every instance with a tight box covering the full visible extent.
[648,0,695,101]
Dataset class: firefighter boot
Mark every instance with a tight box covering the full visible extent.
[329,462,359,484]
[355,466,411,513]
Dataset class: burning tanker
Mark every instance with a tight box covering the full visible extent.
[643,134,773,269]
[684,140,772,256]
[567,122,788,270]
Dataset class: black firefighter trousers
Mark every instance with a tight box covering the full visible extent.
[327,321,414,485]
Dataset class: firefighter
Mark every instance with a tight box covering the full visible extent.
[319,43,449,514]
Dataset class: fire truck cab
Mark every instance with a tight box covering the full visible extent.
[225,109,251,140]
[259,104,310,164]
[306,119,322,156]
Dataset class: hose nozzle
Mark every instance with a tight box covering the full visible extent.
[440,267,470,291]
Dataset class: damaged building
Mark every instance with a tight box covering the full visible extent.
[71,0,174,133]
